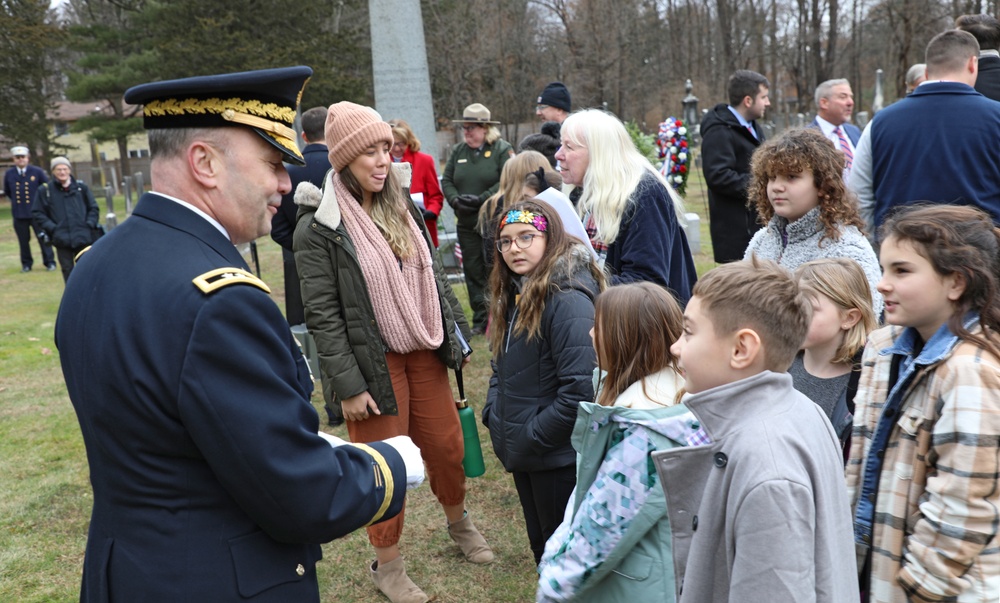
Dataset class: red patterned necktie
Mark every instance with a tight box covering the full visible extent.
[835,126,853,171]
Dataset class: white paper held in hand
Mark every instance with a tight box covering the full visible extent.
[410,192,425,211]
[383,435,426,490]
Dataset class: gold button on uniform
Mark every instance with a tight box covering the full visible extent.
[295,563,305,576]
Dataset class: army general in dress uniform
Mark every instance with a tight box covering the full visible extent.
[55,66,417,603]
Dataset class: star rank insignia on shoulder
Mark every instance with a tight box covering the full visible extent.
[192,268,271,295]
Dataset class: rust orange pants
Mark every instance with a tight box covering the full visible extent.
[345,348,466,547]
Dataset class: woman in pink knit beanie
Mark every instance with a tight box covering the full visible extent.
[293,102,492,603]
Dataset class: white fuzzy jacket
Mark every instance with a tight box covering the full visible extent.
[744,207,884,316]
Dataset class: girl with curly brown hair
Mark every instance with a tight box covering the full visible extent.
[743,127,883,315]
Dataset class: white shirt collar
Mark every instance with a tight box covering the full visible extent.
[726,105,753,128]
[152,191,231,241]
[917,79,974,87]
[814,114,842,135]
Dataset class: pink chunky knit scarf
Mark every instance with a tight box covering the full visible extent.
[335,174,443,353]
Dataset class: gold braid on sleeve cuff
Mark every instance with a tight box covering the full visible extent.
[350,443,395,526]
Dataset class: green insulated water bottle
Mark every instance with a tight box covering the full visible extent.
[457,399,486,478]
[455,366,485,478]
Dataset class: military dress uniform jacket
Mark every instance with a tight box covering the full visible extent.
[55,193,406,603]
[3,164,48,219]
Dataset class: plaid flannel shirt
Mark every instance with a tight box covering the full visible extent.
[845,320,1000,602]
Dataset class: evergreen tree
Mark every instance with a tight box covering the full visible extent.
[64,0,156,178]
[140,0,374,107]
[0,0,66,159]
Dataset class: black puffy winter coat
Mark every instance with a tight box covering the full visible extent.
[31,178,99,249]
[483,244,599,473]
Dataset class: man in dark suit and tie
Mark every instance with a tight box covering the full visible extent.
[701,69,770,263]
[957,13,1000,102]
[809,79,861,180]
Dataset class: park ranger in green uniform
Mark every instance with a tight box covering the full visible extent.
[442,103,514,334]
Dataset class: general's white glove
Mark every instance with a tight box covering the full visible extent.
[317,431,348,448]
[382,435,425,491]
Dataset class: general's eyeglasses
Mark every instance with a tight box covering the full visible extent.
[497,233,545,252]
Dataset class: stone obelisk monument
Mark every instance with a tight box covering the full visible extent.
[368,0,438,162]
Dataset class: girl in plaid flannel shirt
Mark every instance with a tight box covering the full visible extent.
[846,204,1000,603]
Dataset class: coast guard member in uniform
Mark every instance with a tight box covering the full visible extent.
[55,66,420,603]
[3,146,55,272]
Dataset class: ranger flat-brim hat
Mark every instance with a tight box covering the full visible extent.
[124,66,313,166]
[452,103,500,125]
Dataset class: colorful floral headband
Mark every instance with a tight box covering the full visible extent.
[501,209,548,232]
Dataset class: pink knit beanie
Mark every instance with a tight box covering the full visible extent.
[325,102,393,172]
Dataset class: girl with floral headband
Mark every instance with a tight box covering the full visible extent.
[483,199,606,565]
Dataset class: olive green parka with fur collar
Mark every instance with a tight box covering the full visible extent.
[292,164,471,416]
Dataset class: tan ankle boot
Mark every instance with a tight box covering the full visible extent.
[447,512,494,564]
[370,557,429,603]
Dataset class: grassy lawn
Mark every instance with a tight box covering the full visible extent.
[0,169,718,602]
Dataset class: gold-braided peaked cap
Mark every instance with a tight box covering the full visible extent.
[124,66,313,166]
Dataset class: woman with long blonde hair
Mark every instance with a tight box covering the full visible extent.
[555,109,697,305]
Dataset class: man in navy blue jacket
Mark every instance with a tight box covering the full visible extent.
[271,105,341,426]
[271,105,330,327]
[850,29,1000,235]
[56,67,418,603]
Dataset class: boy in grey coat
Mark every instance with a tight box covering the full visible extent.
[654,257,857,602]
